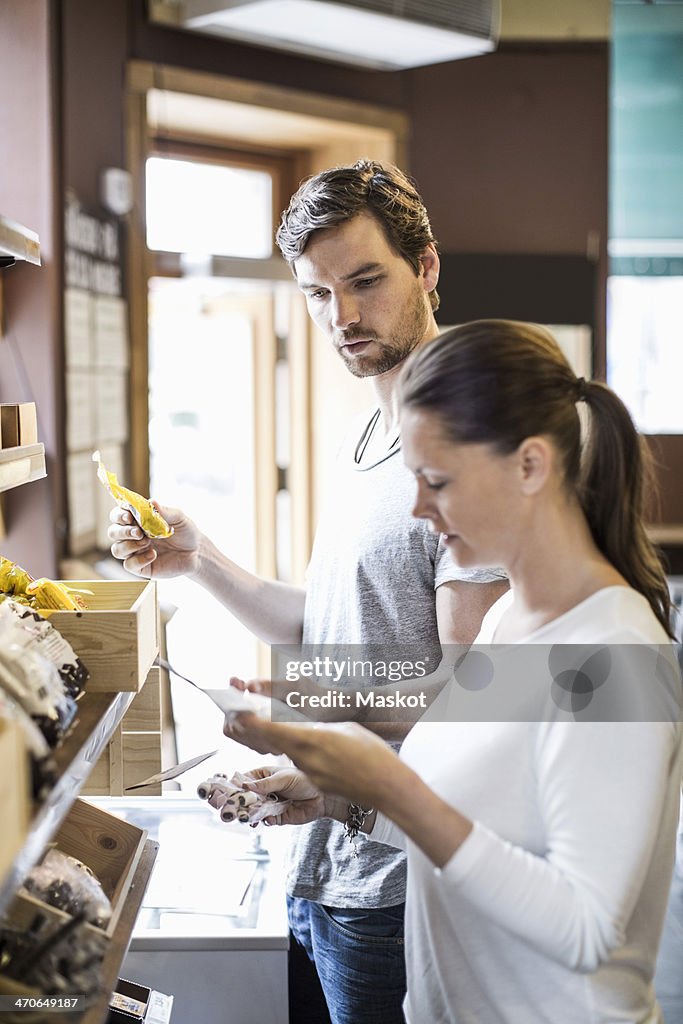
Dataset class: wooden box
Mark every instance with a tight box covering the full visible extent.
[7,798,147,943]
[0,718,30,884]
[0,403,38,448]
[82,668,163,796]
[48,580,159,692]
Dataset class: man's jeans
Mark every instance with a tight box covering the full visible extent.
[287,895,406,1024]
[655,823,683,1023]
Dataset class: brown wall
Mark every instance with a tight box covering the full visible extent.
[408,47,608,368]
[408,49,607,255]
[0,0,63,574]
[62,0,129,206]
[648,438,683,527]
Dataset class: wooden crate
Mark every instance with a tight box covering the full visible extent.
[0,718,30,884]
[120,666,162,733]
[82,668,163,796]
[6,798,147,943]
[48,580,159,692]
[0,402,38,447]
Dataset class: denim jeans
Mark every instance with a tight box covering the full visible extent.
[655,824,683,1024]
[287,895,406,1024]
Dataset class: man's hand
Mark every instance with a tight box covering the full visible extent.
[223,680,312,754]
[230,675,338,720]
[108,504,201,578]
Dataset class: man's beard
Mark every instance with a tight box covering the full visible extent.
[336,288,431,378]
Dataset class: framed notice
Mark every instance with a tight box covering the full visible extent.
[95,371,127,443]
[65,288,94,367]
[64,191,130,554]
[66,371,95,450]
[67,451,97,554]
[94,295,128,369]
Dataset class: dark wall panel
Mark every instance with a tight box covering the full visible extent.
[62,0,130,207]
[405,47,608,370]
[437,254,596,333]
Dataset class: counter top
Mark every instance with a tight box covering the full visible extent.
[86,794,289,951]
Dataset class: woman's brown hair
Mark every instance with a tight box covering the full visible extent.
[400,319,673,637]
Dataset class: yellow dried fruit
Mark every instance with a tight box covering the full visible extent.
[25,579,90,611]
[0,557,91,612]
[93,451,173,539]
[0,556,33,595]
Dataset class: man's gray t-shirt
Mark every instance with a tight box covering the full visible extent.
[287,414,505,908]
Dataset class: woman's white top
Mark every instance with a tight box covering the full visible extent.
[372,587,682,1024]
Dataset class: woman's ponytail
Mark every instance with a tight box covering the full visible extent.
[577,381,673,637]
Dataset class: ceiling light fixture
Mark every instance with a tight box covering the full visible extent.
[178,0,499,70]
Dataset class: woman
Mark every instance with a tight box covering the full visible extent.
[226,320,682,1024]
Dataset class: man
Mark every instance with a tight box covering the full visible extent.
[109,160,507,1024]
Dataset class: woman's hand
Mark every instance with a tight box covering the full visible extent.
[228,765,328,826]
[226,727,473,868]
[108,504,201,578]
[225,716,402,811]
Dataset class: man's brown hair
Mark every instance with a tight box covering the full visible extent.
[276,160,440,311]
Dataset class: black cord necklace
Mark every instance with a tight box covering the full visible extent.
[354,409,400,465]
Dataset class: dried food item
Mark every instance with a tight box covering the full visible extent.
[197,770,288,824]
[0,603,78,746]
[0,693,56,800]
[24,578,89,611]
[1,600,88,699]
[0,913,106,1012]
[21,849,112,930]
[0,555,90,612]
[93,450,173,538]
[0,556,32,597]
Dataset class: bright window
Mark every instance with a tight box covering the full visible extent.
[146,156,273,257]
[607,276,683,433]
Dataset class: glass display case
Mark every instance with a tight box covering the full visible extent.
[88,795,289,1024]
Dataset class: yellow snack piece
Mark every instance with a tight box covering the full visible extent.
[0,556,91,612]
[93,451,173,539]
[0,555,33,596]
[25,578,90,611]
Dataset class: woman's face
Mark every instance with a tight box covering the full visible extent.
[401,406,525,570]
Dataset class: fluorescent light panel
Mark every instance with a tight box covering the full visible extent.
[186,0,495,69]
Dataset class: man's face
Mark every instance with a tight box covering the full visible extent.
[293,213,437,378]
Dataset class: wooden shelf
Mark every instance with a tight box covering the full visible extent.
[0,444,46,493]
[76,839,160,1024]
[0,838,159,1024]
[648,524,683,546]
[0,324,158,1021]
[0,216,40,266]
[0,690,136,917]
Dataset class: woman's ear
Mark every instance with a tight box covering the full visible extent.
[517,437,552,495]
[419,244,440,296]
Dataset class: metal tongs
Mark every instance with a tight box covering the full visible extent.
[155,655,260,714]
[125,749,220,791]
[124,657,259,791]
